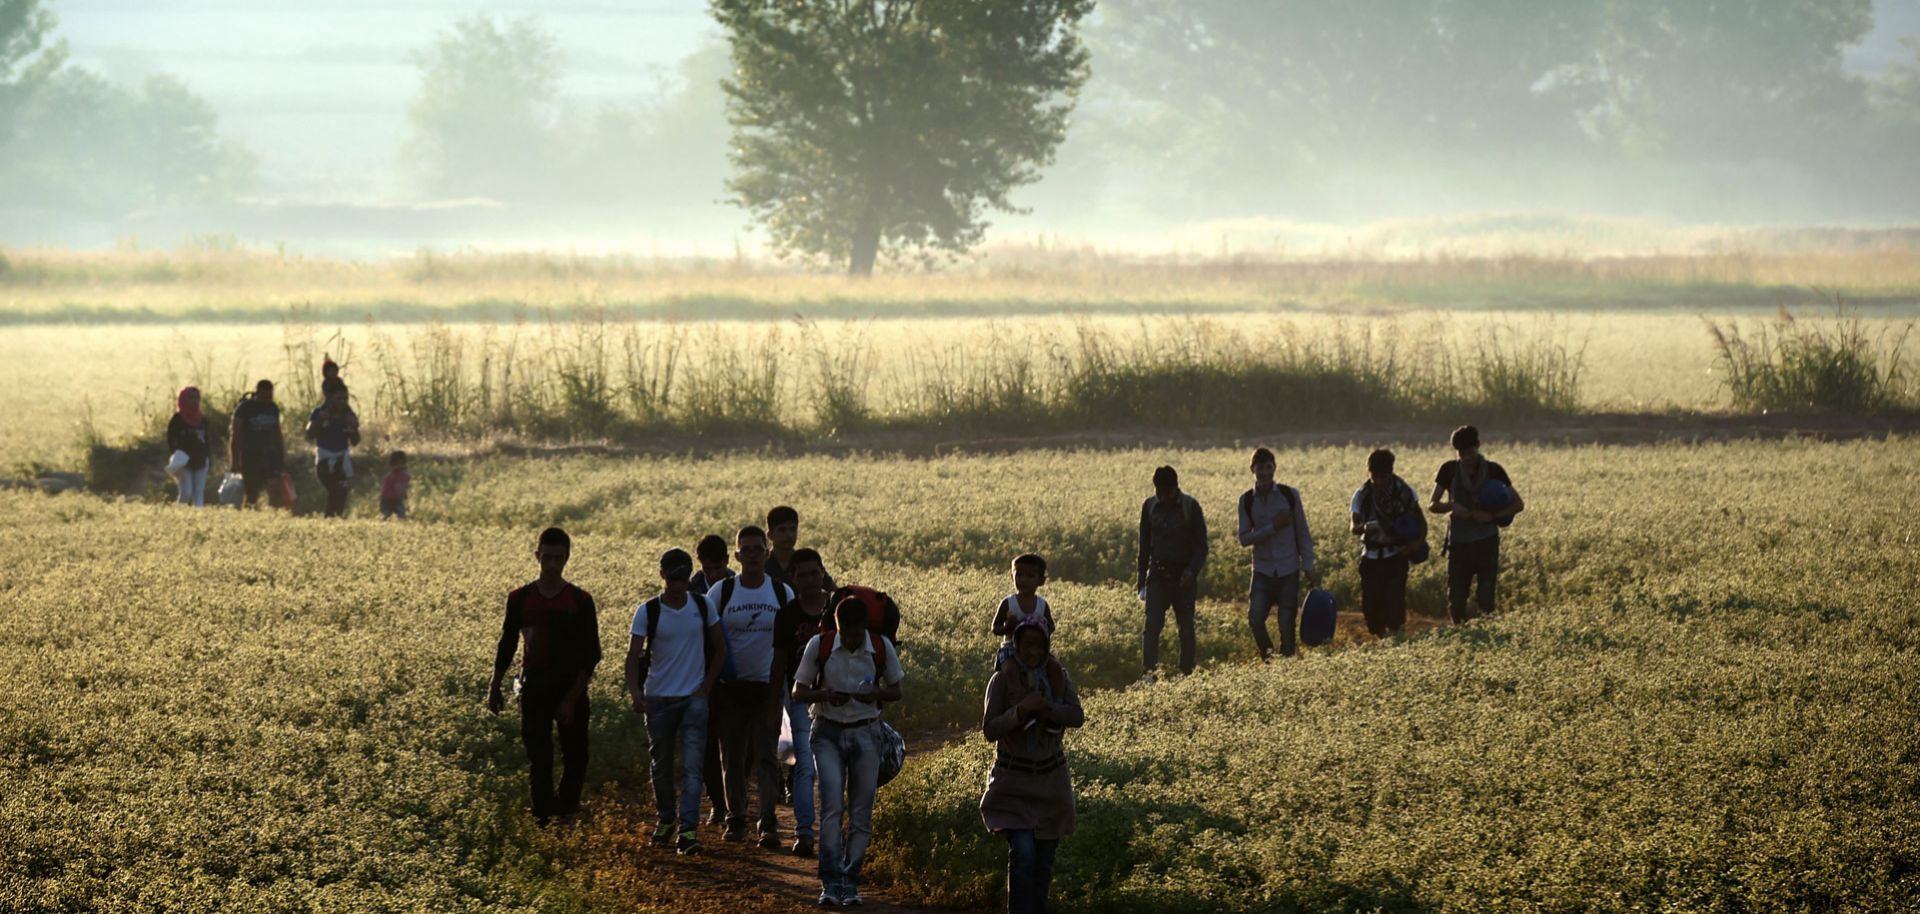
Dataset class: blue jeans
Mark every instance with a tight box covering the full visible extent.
[645,694,709,828]
[1249,570,1301,659]
[812,718,881,890]
[1004,829,1060,914]
[786,696,817,838]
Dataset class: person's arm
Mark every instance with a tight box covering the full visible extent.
[990,600,1011,636]
[166,415,183,453]
[700,623,725,697]
[624,634,646,709]
[982,672,1021,742]
[1237,492,1271,546]
[790,638,832,704]
[559,594,598,717]
[1043,668,1086,730]
[871,641,905,704]
[1294,494,1317,585]
[304,410,322,442]
[346,409,361,447]
[1428,481,1452,514]
[227,409,242,467]
[1187,499,1208,574]
[1136,500,1151,589]
[488,594,522,713]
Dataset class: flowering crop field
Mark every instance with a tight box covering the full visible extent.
[4,438,1917,911]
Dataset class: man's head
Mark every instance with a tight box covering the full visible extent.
[696,534,730,571]
[1013,620,1050,669]
[735,525,769,575]
[1012,553,1047,594]
[254,379,275,405]
[1450,425,1481,459]
[659,547,693,596]
[536,527,571,579]
[389,450,408,470]
[833,594,868,644]
[1153,465,1179,503]
[1367,448,1395,486]
[791,547,826,597]
[1250,447,1276,485]
[766,505,799,551]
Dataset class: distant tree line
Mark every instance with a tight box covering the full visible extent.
[4,0,1920,271]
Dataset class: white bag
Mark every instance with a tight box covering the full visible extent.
[217,472,245,507]
[164,450,189,478]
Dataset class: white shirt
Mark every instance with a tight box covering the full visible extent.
[630,593,714,699]
[998,593,1051,643]
[792,631,905,725]
[705,575,789,683]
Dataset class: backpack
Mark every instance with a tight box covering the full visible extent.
[821,584,901,644]
[1366,478,1430,565]
[712,576,794,682]
[635,592,714,693]
[812,628,907,787]
[1299,588,1337,647]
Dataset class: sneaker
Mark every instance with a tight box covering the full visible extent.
[816,888,836,907]
[722,823,748,843]
[842,887,864,906]
[791,835,815,858]
[651,822,676,848]
[758,832,783,851]
[675,831,702,856]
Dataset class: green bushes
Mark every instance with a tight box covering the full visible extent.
[1707,307,1914,413]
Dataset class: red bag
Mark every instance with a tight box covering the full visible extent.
[821,584,901,644]
[274,471,297,510]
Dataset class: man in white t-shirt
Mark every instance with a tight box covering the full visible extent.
[704,525,795,848]
[626,548,725,856]
[792,596,906,906]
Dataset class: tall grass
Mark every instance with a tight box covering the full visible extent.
[1706,305,1914,413]
[338,314,1587,440]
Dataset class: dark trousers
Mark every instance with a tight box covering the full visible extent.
[704,729,726,819]
[1143,565,1198,674]
[520,679,590,821]
[712,679,780,835]
[1248,570,1300,659]
[1447,535,1500,623]
[316,456,350,517]
[240,458,280,509]
[1359,554,1411,636]
[1005,829,1060,914]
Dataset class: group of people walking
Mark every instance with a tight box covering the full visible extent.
[165,357,411,519]
[1138,424,1525,682]
[488,506,1082,911]
[484,423,1520,913]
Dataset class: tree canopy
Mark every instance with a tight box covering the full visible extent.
[714,0,1093,275]
[405,14,561,202]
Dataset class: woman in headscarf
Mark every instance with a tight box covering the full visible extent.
[165,386,212,507]
[980,619,1083,914]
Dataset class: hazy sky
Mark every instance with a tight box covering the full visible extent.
[52,0,1920,204]
[58,0,719,199]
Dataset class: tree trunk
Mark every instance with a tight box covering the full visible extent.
[847,210,881,278]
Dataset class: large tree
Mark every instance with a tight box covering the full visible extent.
[405,14,560,201]
[0,0,62,144]
[713,0,1093,275]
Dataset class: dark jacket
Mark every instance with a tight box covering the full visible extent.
[166,414,211,471]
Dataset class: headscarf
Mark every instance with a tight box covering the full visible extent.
[176,386,204,427]
[1010,619,1056,752]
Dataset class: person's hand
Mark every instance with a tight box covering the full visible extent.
[631,692,646,714]
[695,681,711,699]
[556,696,579,727]
[486,686,505,715]
[1179,569,1197,589]
[1303,569,1320,588]
[1017,692,1051,715]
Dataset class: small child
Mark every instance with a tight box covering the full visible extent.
[991,553,1055,658]
[379,451,411,520]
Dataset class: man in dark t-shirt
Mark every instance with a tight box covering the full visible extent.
[768,547,832,858]
[1428,425,1525,623]
[489,527,602,826]
[228,379,286,509]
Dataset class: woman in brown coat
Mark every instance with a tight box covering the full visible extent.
[980,620,1084,914]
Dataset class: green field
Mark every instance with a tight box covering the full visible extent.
[5,439,1917,912]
